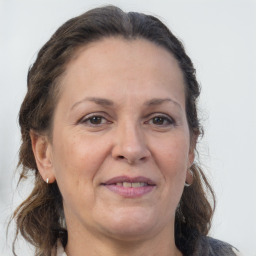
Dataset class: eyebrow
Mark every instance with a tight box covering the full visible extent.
[71,97,181,111]
[71,97,114,110]
[144,98,182,109]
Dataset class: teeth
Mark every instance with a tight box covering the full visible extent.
[132,182,141,188]
[123,182,131,187]
[116,182,147,187]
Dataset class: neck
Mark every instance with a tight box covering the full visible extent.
[65,223,182,256]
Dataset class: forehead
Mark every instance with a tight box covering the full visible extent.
[69,37,182,74]
[58,37,185,107]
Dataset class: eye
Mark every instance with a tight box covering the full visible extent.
[80,115,109,126]
[147,115,175,126]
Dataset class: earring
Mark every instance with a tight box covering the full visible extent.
[46,178,49,184]
[185,169,193,187]
[184,181,191,187]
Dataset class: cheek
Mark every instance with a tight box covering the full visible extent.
[151,136,189,216]
[156,134,190,171]
[51,133,110,218]
[51,132,105,194]
[154,134,189,195]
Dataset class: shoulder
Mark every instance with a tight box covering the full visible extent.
[207,237,241,256]
[194,236,241,256]
[53,236,242,256]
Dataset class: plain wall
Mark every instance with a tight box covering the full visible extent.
[0,0,255,255]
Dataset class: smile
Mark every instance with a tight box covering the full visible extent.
[102,176,156,198]
[116,182,148,187]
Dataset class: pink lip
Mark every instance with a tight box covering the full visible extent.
[101,176,156,198]
[103,176,156,185]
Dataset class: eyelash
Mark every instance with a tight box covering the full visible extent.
[146,115,175,126]
[79,113,175,127]
[80,114,110,126]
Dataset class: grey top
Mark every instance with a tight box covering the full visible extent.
[192,236,241,256]
[54,237,241,256]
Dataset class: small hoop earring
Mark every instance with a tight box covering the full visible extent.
[184,182,191,187]
[185,169,193,187]
[46,178,49,184]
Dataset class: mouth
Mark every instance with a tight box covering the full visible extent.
[101,176,156,198]
[113,182,149,188]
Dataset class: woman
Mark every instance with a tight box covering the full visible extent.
[12,5,241,256]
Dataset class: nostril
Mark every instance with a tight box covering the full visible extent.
[118,155,125,159]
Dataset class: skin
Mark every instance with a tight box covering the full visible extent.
[31,37,195,256]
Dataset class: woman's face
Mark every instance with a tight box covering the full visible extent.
[45,38,194,241]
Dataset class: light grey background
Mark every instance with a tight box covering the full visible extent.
[1,0,255,255]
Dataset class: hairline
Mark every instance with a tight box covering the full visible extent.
[45,35,192,140]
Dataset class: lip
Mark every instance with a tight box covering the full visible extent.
[102,176,156,185]
[101,176,156,198]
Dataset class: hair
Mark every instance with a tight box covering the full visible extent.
[11,5,215,256]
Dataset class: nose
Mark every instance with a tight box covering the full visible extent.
[112,122,151,164]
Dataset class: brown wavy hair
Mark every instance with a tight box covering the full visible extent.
[11,5,215,256]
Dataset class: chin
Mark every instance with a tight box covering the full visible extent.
[97,207,162,241]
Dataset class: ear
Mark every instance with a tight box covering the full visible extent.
[30,130,56,183]
[188,150,195,168]
[187,133,197,168]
